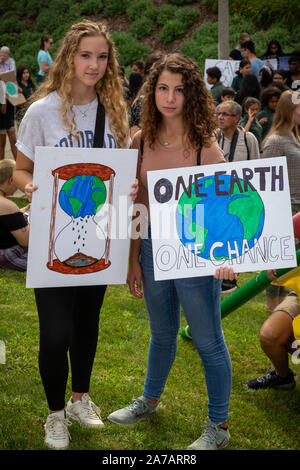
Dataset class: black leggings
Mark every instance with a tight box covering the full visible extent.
[34,285,107,411]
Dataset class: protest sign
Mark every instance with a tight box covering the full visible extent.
[262,58,278,71]
[0,70,25,106]
[26,146,137,288]
[147,157,296,281]
[204,59,240,88]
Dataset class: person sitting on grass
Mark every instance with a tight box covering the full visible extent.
[247,212,300,390]
[0,159,29,272]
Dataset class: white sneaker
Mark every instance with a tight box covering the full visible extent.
[44,412,71,450]
[66,393,105,428]
[187,422,230,450]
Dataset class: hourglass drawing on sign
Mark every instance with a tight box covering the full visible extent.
[47,163,115,275]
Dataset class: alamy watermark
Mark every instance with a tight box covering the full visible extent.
[291,339,300,365]
[94,197,205,242]
[291,81,300,105]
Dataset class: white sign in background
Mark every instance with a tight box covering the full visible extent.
[26,147,138,288]
[204,58,278,90]
[147,157,296,281]
[204,59,240,89]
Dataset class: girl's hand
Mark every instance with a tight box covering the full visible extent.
[259,117,268,125]
[214,267,238,280]
[129,178,139,202]
[127,260,143,298]
[24,182,38,202]
[248,109,256,120]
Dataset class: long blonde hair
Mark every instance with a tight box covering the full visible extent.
[263,90,300,145]
[33,20,129,148]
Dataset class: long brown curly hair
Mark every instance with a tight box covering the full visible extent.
[32,20,129,148]
[140,53,217,150]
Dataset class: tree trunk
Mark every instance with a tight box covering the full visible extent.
[218,0,229,60]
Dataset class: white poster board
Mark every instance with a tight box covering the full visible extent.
[26,147,138,288]
[0,71,25,106]
[204,59,240,89]
[204,58,277,90]
[147,157,296,281]
[262,58,278,71]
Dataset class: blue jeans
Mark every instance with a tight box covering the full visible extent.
[140,232,232,423]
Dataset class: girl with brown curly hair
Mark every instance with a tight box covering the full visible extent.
[13,20,135,450]
[108,53,234,450]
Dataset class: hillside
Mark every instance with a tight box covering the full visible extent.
[0,0,299,77]
[98,0,217,55]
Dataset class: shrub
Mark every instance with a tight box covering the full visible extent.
[160,19,187,44]
[34,4,81,33]
[111,31,151,66]
[243,0,300,30]
[180,21,218,70]
[157,4,177,25]
[129,16,155,40]
[26,0,46,18]
[47,0,73,14]
[35,9,62,32]
[16,54,39,77]
[175,7,199,28]
[0,15,26,35]
[102,0,127,17]
[159,7,199,44]
[168,0,194,5]
[80,0,103,15]
[126,0,158,23]
[7,0,26,18]
[203,0,300,30]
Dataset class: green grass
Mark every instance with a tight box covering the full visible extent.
[1,260,300,450]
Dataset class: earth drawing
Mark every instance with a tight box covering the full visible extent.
[59,174,107,219]
[176,175,265,260]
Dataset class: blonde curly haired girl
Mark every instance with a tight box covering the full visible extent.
[13,20,134,450]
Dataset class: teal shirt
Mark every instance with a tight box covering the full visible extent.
[250,58,265,79]
[37,50,52,76]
